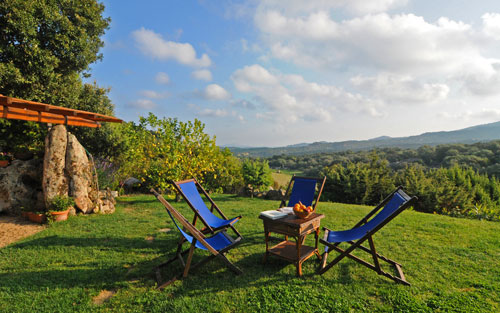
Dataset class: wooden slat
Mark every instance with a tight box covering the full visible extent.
[0,105,100,128]
[0,94,122,126]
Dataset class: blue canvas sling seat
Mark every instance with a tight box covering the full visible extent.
[280,175,327,209]
[173,178,242,239]
[151,189,242,289]
[318,187,417,286]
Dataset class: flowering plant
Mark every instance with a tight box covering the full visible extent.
[0,152,11,161]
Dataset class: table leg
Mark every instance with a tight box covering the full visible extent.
[296,235,303,276]
[263,229,270,263]
[314,227,322,260]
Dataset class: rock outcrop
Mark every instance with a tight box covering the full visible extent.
[42,125,69,206]
[2,125,116,216]
[0,159,44,214]
[98,189,116,214]
[66,133,94,213]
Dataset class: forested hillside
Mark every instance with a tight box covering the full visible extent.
[263,141,500,222]
[267,140,500,178]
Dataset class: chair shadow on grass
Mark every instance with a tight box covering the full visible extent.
[0,235,178,292]
[1,230,359,295]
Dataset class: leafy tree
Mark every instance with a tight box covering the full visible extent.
[117,113,240,193]
[242,159,273,197]
[362,152,395,204]
[0,0,112,154]
[203,148,244,194]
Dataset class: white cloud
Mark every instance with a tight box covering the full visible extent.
[203,84,231,100]
[128,99,157,109]
[482,13,500,40]
[231,64,382,123]
[351,73,449,104]
[232,64,279,92]
[252,6,500,100]
[199,108,229,117]
[439,109,500,121]
[155,72,170,85]
[132,27,211,67]
[256,0,407,16]
[192,69,213,81]
[255,11,481,74]
[139,90,169,99]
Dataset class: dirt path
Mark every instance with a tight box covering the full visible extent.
[0,215,45,248]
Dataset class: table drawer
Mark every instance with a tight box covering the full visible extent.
[267,223,298,236]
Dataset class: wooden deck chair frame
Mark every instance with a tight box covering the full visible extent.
[318,187,417,286]
[151,189,242,289]
[279,175,327,210]
[172,178,242,239]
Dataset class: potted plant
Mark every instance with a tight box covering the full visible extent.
[0,152,11,167]
[47,195,74,222]
[26,210,47,224]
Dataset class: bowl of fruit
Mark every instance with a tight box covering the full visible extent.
[293,201,314,219]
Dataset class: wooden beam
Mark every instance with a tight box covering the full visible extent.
[0,105,100,128]
[0,95,122,124]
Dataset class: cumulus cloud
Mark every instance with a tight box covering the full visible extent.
[128,99,157,109]
[198,108,245,121]
[231,64,382,122]
[255,11,481,74]
[482,13,500,40]
[155,72,170,84]
[139,90,169,99]
[198,108,229,117]
[252,5,500,100]
[191,69,213,81]
[132,28,211,67]
[203,84,231,100]
[256,0,407,16]
[351,73,449,104]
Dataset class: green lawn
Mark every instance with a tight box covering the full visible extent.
[271,171,292,189]
[1,194,499,312]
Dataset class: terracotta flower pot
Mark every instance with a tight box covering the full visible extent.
[27,212,47,224]
[49,209,70,222]
[0,160,9,168]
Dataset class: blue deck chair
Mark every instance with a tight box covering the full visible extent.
[151,189,242,289]
[318,187,417,285]
[280,175,326,210]
[173,178,242,238]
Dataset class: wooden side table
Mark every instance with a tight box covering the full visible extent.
[259,213,325,276]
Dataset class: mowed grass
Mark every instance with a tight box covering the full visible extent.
[271,171,292,189]
[1,194,500,312]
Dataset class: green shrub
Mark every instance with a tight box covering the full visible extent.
[47,195,75,212]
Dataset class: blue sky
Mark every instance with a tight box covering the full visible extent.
[88,0,500,147]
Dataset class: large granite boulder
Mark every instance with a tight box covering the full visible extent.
[0,159,44,214]
[42,125,69,207]
[66,133,94,214]
[3,125,115,216]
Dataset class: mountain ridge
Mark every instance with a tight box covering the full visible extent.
[228,121,500,157]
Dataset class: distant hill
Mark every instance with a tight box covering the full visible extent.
[229,121,500,157]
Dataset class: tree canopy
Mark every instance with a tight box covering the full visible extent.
[0,0,113,156]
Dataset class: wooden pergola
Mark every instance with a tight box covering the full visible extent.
[0,94,122,127]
